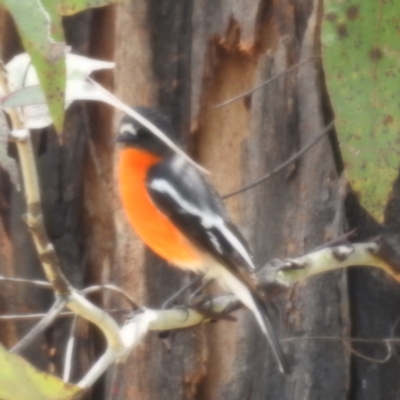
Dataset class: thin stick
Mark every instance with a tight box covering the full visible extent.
[63,315,78,382]
[282,336,400,345]
[83,284,138,310]
[0,308,129,321]
[0,275,51,288]
[0,312,70,321]
[161,276,202,309]
[345,341,392,364]
[312,229,356,252]
[283,335,393,364]
[0,67,70,295]
[222,120,334,199]
[215,57,319,108]
[10,297,66,353]
[189,279,213,299]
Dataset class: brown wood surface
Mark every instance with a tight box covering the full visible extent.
[108,0,349,399]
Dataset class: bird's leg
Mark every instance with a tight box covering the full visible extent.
[188,278,213,300]
[189,280,238,322]
[158,276,204,341]
[161,275,202,309]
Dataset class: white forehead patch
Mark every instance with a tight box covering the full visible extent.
[120,123,137,136]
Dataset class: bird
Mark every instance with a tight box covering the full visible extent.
[116,107,289,374]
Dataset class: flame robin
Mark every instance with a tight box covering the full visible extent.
[116,107,289,373]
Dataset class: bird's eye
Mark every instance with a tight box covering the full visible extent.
[119,123,137,136]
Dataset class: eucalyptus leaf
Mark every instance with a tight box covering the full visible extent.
[2,0,67,133]
[322,0,400,222]
[1,0,65,60]
[0,343,83,400]
[58,0,125,16]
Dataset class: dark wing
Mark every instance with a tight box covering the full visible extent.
[147,155,256,274]
[147,156,291,374]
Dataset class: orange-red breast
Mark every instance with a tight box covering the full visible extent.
[116,107,289,374]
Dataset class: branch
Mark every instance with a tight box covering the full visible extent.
[264,241,398,286]
[54,237,400,386]
[0,68,127,388]
[63,315,78,382]
[283,336,394,364]
[12,129,70,293]
[11,297,67,353]
[215,56,319,108]
[0,308,128,320]
[122,241,398,337]
[0,67,69,294]
[1,239,397,388]
[222,120,334,198]
[0,275,51,288]
[83,284,138,310]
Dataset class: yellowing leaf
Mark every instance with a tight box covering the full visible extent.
[0,343,83,400]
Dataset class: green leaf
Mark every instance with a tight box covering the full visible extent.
[23,46,66,133]
[1,0,64,59]
[3,0,66,133]
[0,343,83,400]
[58,0,125,16]
[322,0,400,223]
[40,0,65,43]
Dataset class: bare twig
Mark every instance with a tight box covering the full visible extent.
[282,336,400,345]
[0,67,70,294]
[0,313,60,321]
[312,229,356,252]
[67,291,125,388]
[78,348,120,388]
[215,56,319,108]
[14,130,71,293]
[0,275,51,288]
[11,297,67,353]
[283,336,394,364]
[83,284,138,310]
[0,308,129,321]
[63,315,78,382]
[161,275,202,309]
[272,242,397,285]
[122,242,397,339]
[345,340,392,364]
[189,279,213,300]
[222,120,335,199]
[0,67,127,388]
[1,239,397,388]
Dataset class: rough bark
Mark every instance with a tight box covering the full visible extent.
[108,0,349,399]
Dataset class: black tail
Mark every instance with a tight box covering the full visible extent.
[215,267,290,374]
[252,295,291,374]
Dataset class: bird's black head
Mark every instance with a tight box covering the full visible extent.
[116,107,177,157]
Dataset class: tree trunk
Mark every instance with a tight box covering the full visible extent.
[107,0,349,398]
[1,1,400,399]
